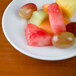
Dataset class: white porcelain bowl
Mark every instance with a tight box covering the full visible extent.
[2,0,76,61]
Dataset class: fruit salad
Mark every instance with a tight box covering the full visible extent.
[18,1,76,49]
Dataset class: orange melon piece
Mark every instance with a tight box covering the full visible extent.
[64,18,69,26]
[42,4,50,12]
[39,18,53,35]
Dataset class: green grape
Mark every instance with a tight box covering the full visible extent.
[52,32,75,48]
[19,3,37,19]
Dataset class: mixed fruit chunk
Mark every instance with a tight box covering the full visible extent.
[25,24,52,46]
[39,18,69,35]
[42,4,50,12]
[29,11,48,26]
[56,0,76,17]
[18,2,76,49]
[52,32,75,48]
[18,3,37,19]
[48,3,66,34]
[39,18,53,35]
[66,22,76,37]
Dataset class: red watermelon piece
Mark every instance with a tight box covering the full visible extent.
[25,24,52,46]
[48,3,66,34]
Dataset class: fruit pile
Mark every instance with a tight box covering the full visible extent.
[18,0,76,48]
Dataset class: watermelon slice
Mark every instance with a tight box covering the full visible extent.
[25,24,52,46]
[48,3,66,34]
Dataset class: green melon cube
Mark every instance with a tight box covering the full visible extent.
[29,11,48,26]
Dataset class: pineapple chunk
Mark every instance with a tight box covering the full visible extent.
[29,11,48,26]
[56,0,76,18]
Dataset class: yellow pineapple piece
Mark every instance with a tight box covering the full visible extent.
[56,0,76,18]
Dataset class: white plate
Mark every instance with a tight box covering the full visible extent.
[2,0,76,61]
